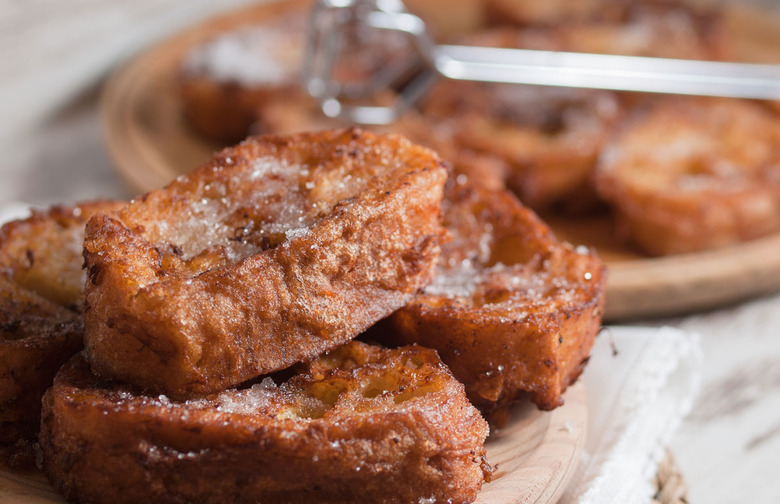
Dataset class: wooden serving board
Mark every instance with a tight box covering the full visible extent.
[0,382,587,504]
[548,214,780,320]
[100,1,780,321]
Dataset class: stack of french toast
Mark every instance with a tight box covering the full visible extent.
[179,0,780,257]
[0,128,605,503]
[9,0,777,500]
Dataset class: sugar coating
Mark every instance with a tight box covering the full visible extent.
[97,344,456,423]
[182,15,305,86]
[138,154,377,269]
[423,193,590,309]
[214,377,278,415]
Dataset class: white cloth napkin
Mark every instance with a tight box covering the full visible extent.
[561,326,703,504]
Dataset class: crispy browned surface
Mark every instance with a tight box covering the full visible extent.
[0,202,122,465]
[0,279,82,454]
[595,97,780,256]
[83,129,447,398]
[393,112,513,194]
[381,181,606,418]
[41,342,490,504]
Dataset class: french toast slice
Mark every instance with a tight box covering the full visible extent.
[595,97,780,256]
[178,9,308,142]
[382,181,606,420]
[0,202,123,309]
[83,129,447,399]
[179,7,413,142]
[0,279,82,465]
[0,201,123,466]
[41,342,490,504]
[421,0,731,213]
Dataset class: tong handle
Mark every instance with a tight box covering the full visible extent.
[436,45,780,100]
[305,0,780,125]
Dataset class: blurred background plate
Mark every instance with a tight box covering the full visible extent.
[101,0,780,321]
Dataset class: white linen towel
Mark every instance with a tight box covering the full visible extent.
[561,326,703,504]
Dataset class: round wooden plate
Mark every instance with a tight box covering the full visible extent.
[100,1,780,321]
[0,382,587,504]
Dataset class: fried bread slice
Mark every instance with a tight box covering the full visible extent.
[83,129,447,399]
[595,97,780,255]
[382,181,606,420]
[41,342,490,504]
[421,0,731,213]
[0,202,123,309]
[178,9,308,142]
[179,7,413,142]
[0,201,123,466]
[0,279,82,465]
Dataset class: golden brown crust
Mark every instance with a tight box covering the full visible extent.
[41,342,490,504]
[83,129,447,399]
[0,279,83,461]
[595,97,780,255]
[0,201,123,465]
[381,181,606,417]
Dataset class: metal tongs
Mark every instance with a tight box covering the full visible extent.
[303,0,780,125]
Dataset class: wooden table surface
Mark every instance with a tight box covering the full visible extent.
[1,1,779,503]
